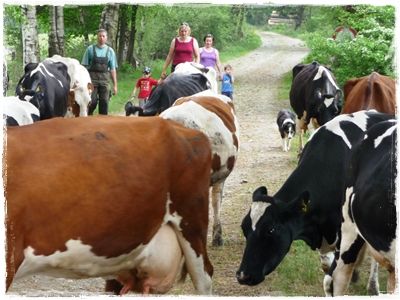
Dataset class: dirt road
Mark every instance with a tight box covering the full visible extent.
[8,32,309,296]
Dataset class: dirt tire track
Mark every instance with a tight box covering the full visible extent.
[8,32,309,297]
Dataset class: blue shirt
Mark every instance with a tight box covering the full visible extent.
[81,44,118,71]
[221,73,233,93]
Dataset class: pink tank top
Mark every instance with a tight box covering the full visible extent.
[173,37,194,65]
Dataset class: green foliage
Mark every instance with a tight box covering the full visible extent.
[269,5,395,87]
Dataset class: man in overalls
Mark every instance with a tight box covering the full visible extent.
[82,29,118,115]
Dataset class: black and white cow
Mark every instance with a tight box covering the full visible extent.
[236,110,393,294]
[276,109,296,152]
[324,119,397,296]
[290,61,342,150]
[16,60,71,120]
[3,96,40,126]
[46,55,93,117]
[125,62,214,117]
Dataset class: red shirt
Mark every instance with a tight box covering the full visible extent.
[172,37,194,66]
[136,77,158,99]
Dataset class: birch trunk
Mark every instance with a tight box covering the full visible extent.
[49,6,65,57]
[100,4,120,49]
[22,5,40,65]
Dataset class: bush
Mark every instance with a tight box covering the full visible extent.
[305,27,394,86]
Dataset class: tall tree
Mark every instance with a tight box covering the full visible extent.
[126,5,138,67]
[21,5,40,65]
[116,4,128,65]
[232,5,246,38]
[100,4,120,49]
[48,6,65,57]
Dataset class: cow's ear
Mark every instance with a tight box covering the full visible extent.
[87,82,94,94]
[24,63,38,73]
[292,64,305,80]
[343,79,357,99]
[252,186,270,203]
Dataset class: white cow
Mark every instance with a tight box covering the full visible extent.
[3,96,40,126]
[46,55,93,117]
[174,62,218,94]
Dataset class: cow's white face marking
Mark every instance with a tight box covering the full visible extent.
[324,97,334,107]
[250,202,271,231]
[313,66,339,90]
[373,121,397,148]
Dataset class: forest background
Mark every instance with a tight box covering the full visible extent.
[3,3,396,113]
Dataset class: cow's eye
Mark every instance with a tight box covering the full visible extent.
[265,226,275,236]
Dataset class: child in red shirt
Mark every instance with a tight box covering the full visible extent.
[130,67,159,107]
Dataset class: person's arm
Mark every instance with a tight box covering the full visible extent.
[215,49,222,74]
[161,39,176,78]
[81,46,91,68]
[192,38,200,64]
[130,85,137,98]
[110,69,118,95]
[109,48,118,95]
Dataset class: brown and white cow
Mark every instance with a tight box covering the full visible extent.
[341,72,396,114]
[5,116,213,295]
[160,90,239,246]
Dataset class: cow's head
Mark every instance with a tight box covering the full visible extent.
[69,81,93,117]
[236,186,310,286]
[313,66,342,126]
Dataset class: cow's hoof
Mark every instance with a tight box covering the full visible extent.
[212,224,223,246]
[212,236,223,247]
[105,279,123,295]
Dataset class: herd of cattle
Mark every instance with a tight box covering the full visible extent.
[2,55,397,296]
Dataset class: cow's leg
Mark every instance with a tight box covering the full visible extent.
[6,225,25,291]
[324,190,367,296]
[367,259,379,295]
[173,229,213,294]
[319,251,334,273]
[168,191,213,294]
[296,113,307,153]
[211,181,224,246]
[387,268,396,293]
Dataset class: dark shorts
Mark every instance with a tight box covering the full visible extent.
[222,91,233,100]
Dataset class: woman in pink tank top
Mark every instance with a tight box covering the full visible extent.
[199,33,222,74]
[161,22,200,78]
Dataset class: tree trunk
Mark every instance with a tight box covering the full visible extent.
[48,6,65,57]
[294,6,305,30]
[79,7,89,45]
[126,5,138,67]
[100,4,120,50]
[117,4,128,65]
[21,5,40,65]
[232,5,245,39]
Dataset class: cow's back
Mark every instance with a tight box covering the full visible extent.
[342,72,396,114]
